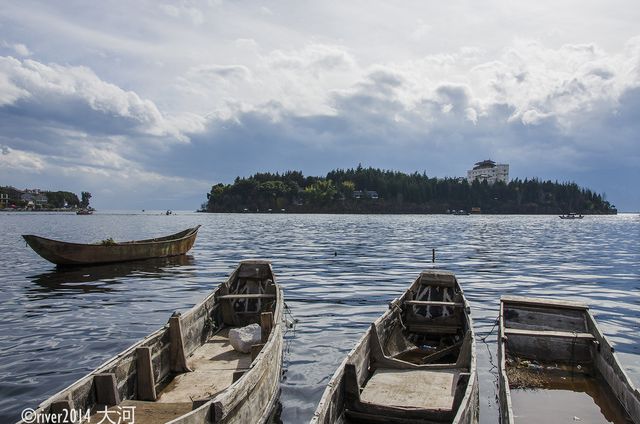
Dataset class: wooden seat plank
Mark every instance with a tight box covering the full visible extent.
[504,327,595,340]
[218,294,276,300]
[360,368,458,411]
[406,301,465,307]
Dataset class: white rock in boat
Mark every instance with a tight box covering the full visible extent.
[229,324,261,353]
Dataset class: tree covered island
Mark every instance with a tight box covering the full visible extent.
[202,166,616,214]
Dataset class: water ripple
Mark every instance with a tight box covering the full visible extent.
[0,212,638,423]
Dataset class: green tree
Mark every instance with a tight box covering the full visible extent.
[80,191,92,208]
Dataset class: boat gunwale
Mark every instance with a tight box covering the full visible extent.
[23,225,201,248]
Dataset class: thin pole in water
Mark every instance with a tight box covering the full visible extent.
[432,248,435,263]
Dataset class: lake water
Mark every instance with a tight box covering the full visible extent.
[0,212,638,423]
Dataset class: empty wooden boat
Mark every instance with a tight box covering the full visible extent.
[498,296,640,424]
[559,213,584,219]
[22,260,284,424]
[23,226,200,266]
[312,270,478,424]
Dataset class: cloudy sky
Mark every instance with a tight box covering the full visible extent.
[1,1,639,210]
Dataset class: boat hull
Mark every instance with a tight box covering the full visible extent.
[312,270,478,424]
[498,296,640,424]
[22,226,200,266]
[20,260,284,424]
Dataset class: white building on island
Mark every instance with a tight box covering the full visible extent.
[467,160,509,185]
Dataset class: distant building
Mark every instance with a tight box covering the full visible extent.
[467,160,509,185]
[20,191,48,207]
[0,193,8,208]
[353,190,379,200]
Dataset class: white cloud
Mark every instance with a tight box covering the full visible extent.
[159,4,205,26]
[1,1,640,209]
[1,41,31,57]
[0,56,197,141]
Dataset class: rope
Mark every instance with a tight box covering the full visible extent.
[481,316,500,342]
[391,302,407,330]
[479,315,500,372]
[283,302,298,329]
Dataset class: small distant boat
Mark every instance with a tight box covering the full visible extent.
[559,212,583,219]
[453,210,470,215]
[312,270,478,423]
[22,260,284,424]
[76,208,93,215]
[498,296,640,424]
[23,226,200,266]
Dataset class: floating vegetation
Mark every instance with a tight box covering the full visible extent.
[506,357,591,389]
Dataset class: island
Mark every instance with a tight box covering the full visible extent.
[200,165,616,215]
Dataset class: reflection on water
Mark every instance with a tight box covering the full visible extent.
[27,255,194,298]
[0,213,638,423]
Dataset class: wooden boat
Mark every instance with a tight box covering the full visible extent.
[498,296,640,424]
[22,260,284,424]
[22,226,200,266]
[76,209,94,215]
[312,270,478,424]
[559,213,583,219]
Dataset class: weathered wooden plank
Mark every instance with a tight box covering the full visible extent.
[419,270,457,287]
[94,373,119,406]
[260,312,274,344]
[232,370,245,383]
[587,312,640,423]
[251,343,265,362]
[343,363,361,402]
[218,294,276,300]
[406,323,461,334]
[504,328,595,340]
[238,261,271,279]
[421,340,463,364]
[405,300,465,307]
[136,347,157,401]
[502,305,588,333]
[344,409,435,424]
[49,400,72,423]
[501,295,589,310]
[168,315,192,373]
[359,368,458,411]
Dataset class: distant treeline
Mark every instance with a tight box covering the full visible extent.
[0,186,81,208]
[202,166,617,214]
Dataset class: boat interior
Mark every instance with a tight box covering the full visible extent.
[118,225,201,244]
[501,297,634,424]
[342,271,474,423]
[42,261,278,424]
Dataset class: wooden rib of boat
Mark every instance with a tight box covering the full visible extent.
[21,260,284,424]
[312,270,478,424]
[498,295,640,424]
[22,226,200,266]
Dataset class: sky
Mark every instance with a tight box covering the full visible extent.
[0,1,639,211]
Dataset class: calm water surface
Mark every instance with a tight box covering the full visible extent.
[0,212,638,423]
